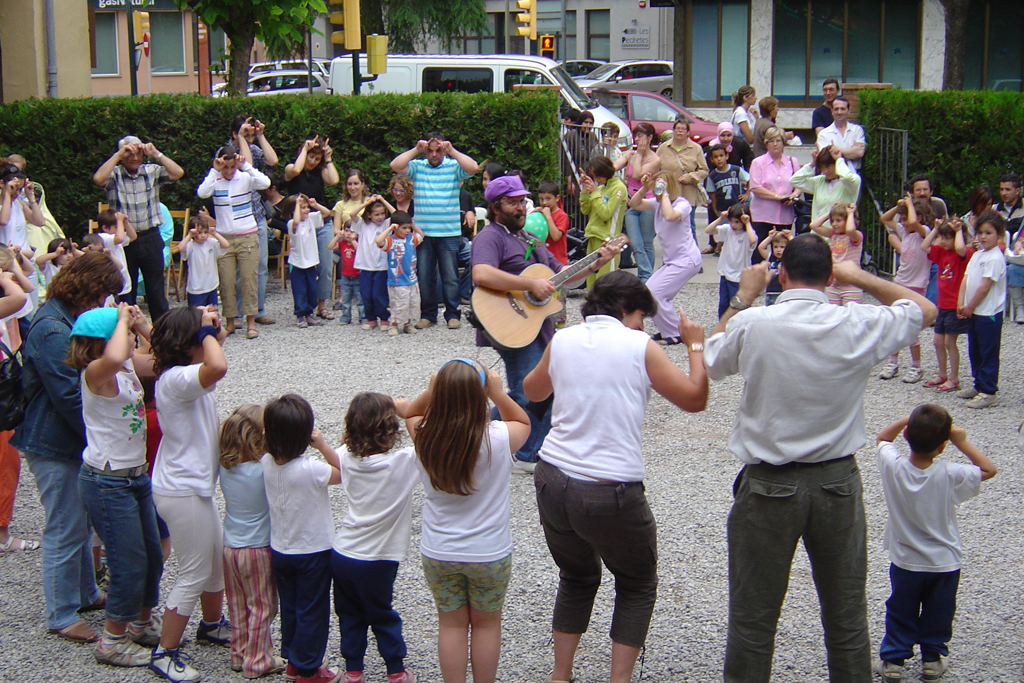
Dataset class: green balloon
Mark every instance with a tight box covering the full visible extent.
[523,211,549,242]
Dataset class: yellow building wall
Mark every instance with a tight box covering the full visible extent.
[0,0,89,101]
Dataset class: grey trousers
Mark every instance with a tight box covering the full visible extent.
[724,456,871,683]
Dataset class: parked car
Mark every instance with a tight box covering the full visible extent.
[590,89,719,145]
[561,60,606,79]
[576,60,674,97]
[213,70,331,97]
[250,60,331,78]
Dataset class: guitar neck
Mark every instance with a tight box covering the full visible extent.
[549,250,604,288]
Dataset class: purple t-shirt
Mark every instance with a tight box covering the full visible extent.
[471,221,564,347]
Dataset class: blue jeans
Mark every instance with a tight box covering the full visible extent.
[879,564,959,665]
[338,275,364,323]
[967,312,1002,395]
[624,208,656,281]
[290,265,319,318]
[417,236,461,323]
[24,452,100,630]
[331,552,406,675]
[494,337,552,463]
[78,467,163,623]
[359,270,389,323]
[272,549,332,678]
[187,290,218,308]
[925,262,938,305]
[718,277,740,318]
[316,224,335,302]
[459,237,473,301]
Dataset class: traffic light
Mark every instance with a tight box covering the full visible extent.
[133,11,150,40]
[539,34,555,58]
[515,0,537,41]
[366,34,388,75]
[330,0,361,51]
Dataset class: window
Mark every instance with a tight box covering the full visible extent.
[631,94,680,122]
[586,9,610,61]
[772,0,919,105]
[965,0,1024,91]
[592,90,627,118]
[150,11,186,74]
[687,1,750,105]
[450,13,501,55]
[504,68,554,92]
[92,11,118,76]
[422,68,493,94]
[565,11,577,60]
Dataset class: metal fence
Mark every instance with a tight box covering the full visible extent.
[861,127,908,276]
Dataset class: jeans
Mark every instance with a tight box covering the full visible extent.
[458,237,473,301]
[493,337,552,463]
[24,452,100,630]
[338,275,364,323]
[272,549,332,678]
[316,223,335,302]
[724,457,870,683]
[623,208,656,282]
[718,277,740,318]
[331,552,406,675]
[290,265,319,318]
[879,564,960,664]
[77,467,163,623]
[925,262,939,305]
[417,236,461,322]
[967,312,1002,395]
[124,228,169,322]
[359,271,390,323]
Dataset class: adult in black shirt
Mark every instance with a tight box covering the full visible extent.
[812,78,840,136]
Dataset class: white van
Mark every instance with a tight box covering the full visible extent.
[328,53,631,145]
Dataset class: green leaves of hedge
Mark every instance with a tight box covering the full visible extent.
[859,89,1024,212]
[0,91,560,239]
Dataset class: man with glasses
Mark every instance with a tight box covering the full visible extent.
[93,135,184,322]
[471,175,620,472]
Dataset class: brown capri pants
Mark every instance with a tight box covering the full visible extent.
[217,232,259,318]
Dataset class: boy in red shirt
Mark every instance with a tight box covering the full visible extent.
[922,218,973,392]
[536,180,570,266]
[329,226,366,324]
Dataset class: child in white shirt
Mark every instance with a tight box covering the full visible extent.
[179,216,229,308]
[34,238,80,289]
[96,210,136,301]
[283,194,332,328]
[705,204,757,318]
[348,195,395,330]
[874,405,996,682]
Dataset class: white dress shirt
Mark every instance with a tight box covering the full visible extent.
[704,289,924,465]
[815,122,866,170]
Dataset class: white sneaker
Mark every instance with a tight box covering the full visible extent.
[388,325,399,336]
[966,392,998,409]
[873,658,903,682]
[149,647,201,682]
[127,614,162,647]
[902,366,923,383]
[512,460,537,474]
[94,634,152,667]
[922,656,948,681]
[956,385,979,399]
[879,362,899,380]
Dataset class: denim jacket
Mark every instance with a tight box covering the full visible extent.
[10,298,85,460]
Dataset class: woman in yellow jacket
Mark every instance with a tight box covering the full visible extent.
[580,156,628,289]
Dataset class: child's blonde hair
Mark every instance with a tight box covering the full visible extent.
[829,202,859,226]
[219,404,266,469]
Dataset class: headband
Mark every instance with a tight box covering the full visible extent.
[442,358,487,387]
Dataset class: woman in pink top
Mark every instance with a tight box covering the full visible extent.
[748,127,801,264]
[616,123,662,282]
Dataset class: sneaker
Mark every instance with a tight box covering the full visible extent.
[414,319,435,330]
[966,392,998,409]
[387,672,416,683]
[94,633,151,666]
[127,614,162,647]
[388,325,399,336]
[305,315,324,327]
[361,321,378,331]
[878,362,899,380]
[286,662,329,682]
[873,658,903,682]
[922,657,948,681]
[403,323,418,335]
[196,616,231,646]
[380,321,391,331]
[956,385,979,399]
[345,673,366,683]
[339,318,351,325]
[296,667,342,683]
[149,647,201,682]
[296,317,308,329]
[332,301,345,310]
[513,459,537,474]
[447,319,461,330]
[902,366,923,383]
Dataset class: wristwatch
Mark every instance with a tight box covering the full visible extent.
[729,295,751,311]
[688,342,704,353]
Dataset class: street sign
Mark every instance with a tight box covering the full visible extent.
[621,25,650,49]
[143,32,150,57]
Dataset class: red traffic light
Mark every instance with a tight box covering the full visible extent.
[541,35,554,51]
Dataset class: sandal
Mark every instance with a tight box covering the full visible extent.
[924,376,948,387]
[936,380,960,392]
[657,336,682,346]
[701,246,716,255]
[0,536,40,552]
[315,309,335,321]
[246,328,259,340]
[50,620,99,643]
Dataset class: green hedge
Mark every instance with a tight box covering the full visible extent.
[858,88,1024,212]
[0,91,561,240]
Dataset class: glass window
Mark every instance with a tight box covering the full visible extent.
[592,90,627,118]
[689,0,750,104]
[631,94,679,122]
[809,3,843,93]
[882,1,918,88]
[422,68,493,94]
[92,11,118,76]
[719,1,749,99]
[150,11,186,74]
[773,0,808,98]
[565,11,577,60]
[504,68,553,92]
[587,10,610,60]
[986,1,1024,90]
[846,0,881,82]
[964,5,985,90]
[690,2,719,101]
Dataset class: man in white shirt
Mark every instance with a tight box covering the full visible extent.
[703,234,937,683]
[815,98,866,170]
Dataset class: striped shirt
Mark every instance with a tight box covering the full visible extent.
[406,157,471,238]
[104,164,171,231]
[196,163,271,236]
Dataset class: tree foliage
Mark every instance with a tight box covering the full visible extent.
[361,0,488,53]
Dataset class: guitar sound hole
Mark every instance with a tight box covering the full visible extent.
[523,291,551,307]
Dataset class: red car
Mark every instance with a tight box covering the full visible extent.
[589,89,720,145]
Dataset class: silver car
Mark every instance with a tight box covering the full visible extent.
[575,60,674,98]
[246,70,331,96]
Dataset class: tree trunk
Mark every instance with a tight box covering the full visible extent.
[672,1,684,103]
[941,0,970,90]
[227,21,256,95]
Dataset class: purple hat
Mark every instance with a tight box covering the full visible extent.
[484,174,531,204]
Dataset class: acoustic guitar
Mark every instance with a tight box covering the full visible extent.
[471,235,629,348]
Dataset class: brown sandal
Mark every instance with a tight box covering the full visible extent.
[50,620,99,643]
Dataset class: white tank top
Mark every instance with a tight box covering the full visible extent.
[540,315,652,481]
[81,360,147,470]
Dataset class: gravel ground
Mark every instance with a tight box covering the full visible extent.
[2,273,1024,683]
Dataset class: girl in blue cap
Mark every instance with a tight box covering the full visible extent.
[67,303,162,669]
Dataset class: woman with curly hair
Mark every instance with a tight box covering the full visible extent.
[388,174,415,216]
[11,252,123,643]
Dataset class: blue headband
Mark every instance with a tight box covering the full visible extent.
[70,307,119,341]
[442,358,487,387]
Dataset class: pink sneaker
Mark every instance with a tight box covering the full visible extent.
[296,667,341,683]
[388,672,416,683]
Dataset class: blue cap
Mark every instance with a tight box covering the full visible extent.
[70,307,120,341]
[442,358,487,387]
